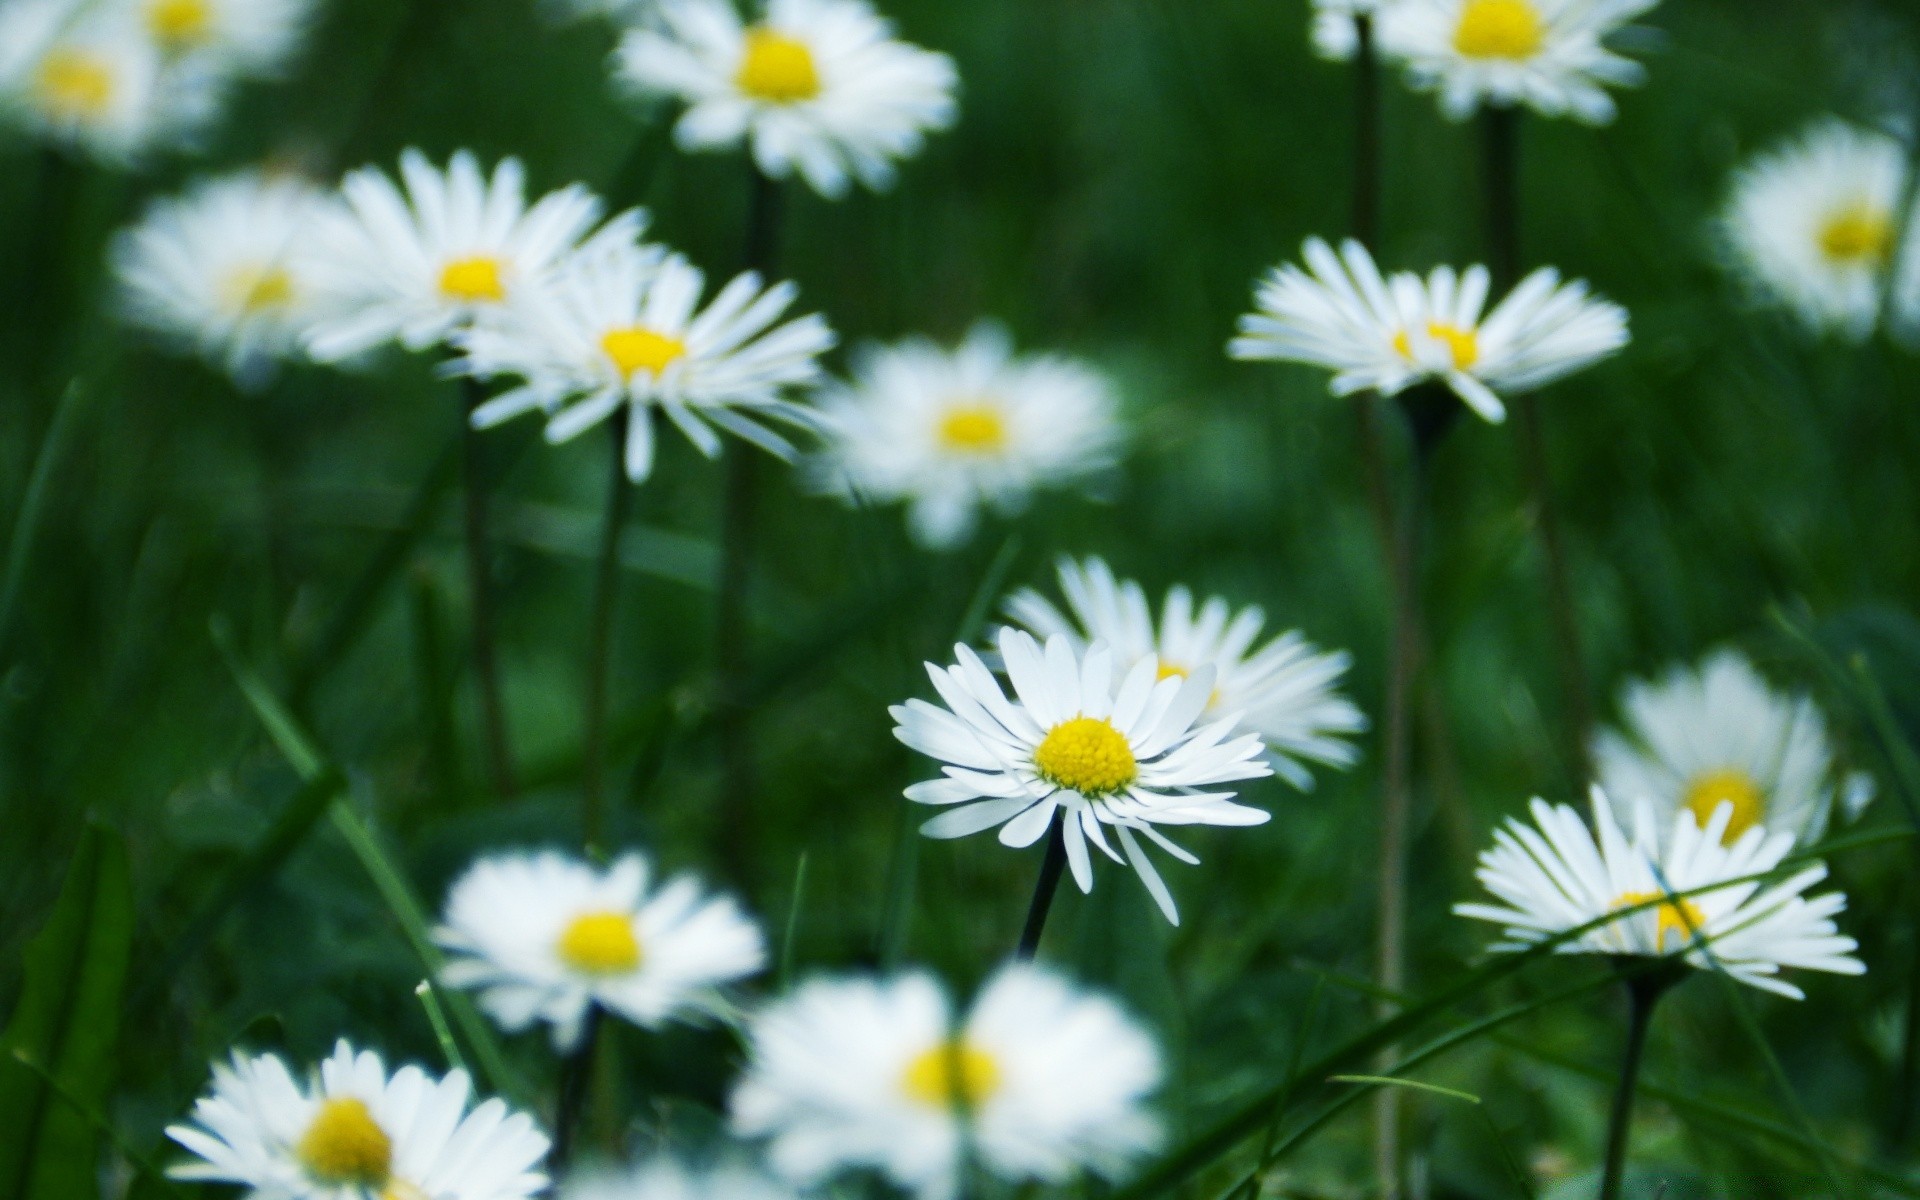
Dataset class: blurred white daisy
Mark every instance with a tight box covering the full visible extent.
[1230,236,1628,422]
[1004,557,1365,789]
[113,168,324,383]
[303,149,640,361]
[563,1156,798,1200]
[1310,0,1387,62]
[810,324,1122,549]
[436,849,766,1050]
[139,0,313,76]
[1456,791,1864,998]
[167,1039,549,1199]
[1593,649,1873,849]
[614,0,959,199]
[1376,0,1658,124]
[891,627,1272,925]
[1720,119,1920,342]
[731,965,1160,1200]
[458,245,834,482]
[0,0,220,160]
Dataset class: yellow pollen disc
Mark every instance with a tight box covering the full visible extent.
[736,28,821,103]
[297,1097,392,1187]
[1613,891,1710,954]
[146,0,212,48]
[437,256,507,303]
[1453,0,1546,60]
[1682,768,1765,843]
[1395,322,1480,370]
[34,50,115,119]
[1155,660,1189,682]
[1033,716,1137,797]
[224,264,295,314]
[557,911,643,974]
[1817,204,1893,266]
[600,326,688,380]
[936,405,1008,453]
[901,1040,1002,1110]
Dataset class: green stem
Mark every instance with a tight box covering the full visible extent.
[461,376,517,798]
[1015,822,1068,960]
[1599,969,1676,1200]
[582,409,634,852]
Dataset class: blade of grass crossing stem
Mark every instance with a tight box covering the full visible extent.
[0,380,82,657]
[416,981,469,1075]
[1329,1075,1482,1105]
[213,619,520,1100]
[778,852,809,988]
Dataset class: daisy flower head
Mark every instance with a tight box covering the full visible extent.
[1230,236,1629,422]
[614,0,959,199]
[167,1038,550,1199]
[435,849,766,1050]
[890,627,1273,925]
[458,244,835,482]
[1593,649,1873,850]
[563,1156,799,1200]
[113,168,325,384]
[1004,557,1365,789]
[810,323,1123,549]
[1720,119,1920,342]
[1376,0,1658,124]
[136,0,315,77]
[730,964,1161,1200]
[302,149,641,362]
[1456,791,1865,998]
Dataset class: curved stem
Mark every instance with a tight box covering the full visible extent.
[1015,821,1068,960]
[582,410,633,851]
[460,377,517,799]
[1598,973,1669,1200]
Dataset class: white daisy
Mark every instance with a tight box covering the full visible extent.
[166,1039,550,1199]
[137,0,313,76]
[1456,791,1865,998]
[1310,0,1388,62]
[112,168,325,383]
[458,245,834,482]
[563,1156,798,1200]
[1376,0,1658,124]
[1230,236,1629,422]
[435,849,766,1051]
[1592,649,1873,850]
[1003,557,1365,789]
[730,964,1161,1200]
[614,0,959,199]
[810,323,1123,549]
[1720,119,1920,342]
[0,0,221,160]
[302,149,641,362]
[890,627,1272,925]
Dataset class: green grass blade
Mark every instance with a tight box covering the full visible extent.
[1327,1074,1482,1104]
[778,851,809,988]
[0,380,83,659]
[6,1049,187,1200]
[415,980,468,1075]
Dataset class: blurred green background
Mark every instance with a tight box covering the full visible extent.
[5,0,1920,1195]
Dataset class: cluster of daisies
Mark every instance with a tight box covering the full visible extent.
[0,0,312,160]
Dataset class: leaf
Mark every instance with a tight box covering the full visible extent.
[0,825,134,1200]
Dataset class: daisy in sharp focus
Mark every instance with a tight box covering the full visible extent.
[1004,557,1365,789]
[1230,236,1629,422]
[113,168,325,384]
[1376,0,1658,124]
[891,627,1272,925]
[302,149,641,362]
[811,323,1123,549]
[457,243,835,482]
[730,964,1161,1200]
[436,849,767,1050]
[1456,791,1864,997]
[167,1039,550,1199]
[615,0,959,199]
[1720,119,1920,342]
[1592,649,1873,850]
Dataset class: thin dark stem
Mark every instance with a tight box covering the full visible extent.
[1481,105,1591,783]
[582,409,634,851]
[1015,821,1069,960]
[460,377,517,799]
[1598,974,1671,1200]
[549,1007,603,1174]
[1350,15,1380,245]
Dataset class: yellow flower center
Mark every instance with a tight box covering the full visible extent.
[223,264,296,314]
[1033,716,1137,797]
[1683,768,1765,843]
[557,911,643,974]
[936,405,1008,453]
[1453,0,1546,60]
[1393,322,1480,370]
[1817,204,1893,266]
[146,0,212,48]
[736,28,821,103]
[34,50,115,119]
[1613,891,1710,954]
[437,256,507,303]
[297,1097,392,1187]
[1155,660,1188,682]
[600,326,688,380]
[901,1040,1002,1110]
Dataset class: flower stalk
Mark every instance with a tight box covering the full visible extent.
[582,407,635,850]
[461,375,518,799]
[1599,965,1682,1200]
[1015,822,1069,960]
